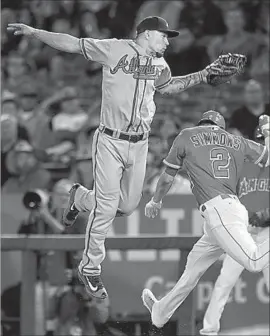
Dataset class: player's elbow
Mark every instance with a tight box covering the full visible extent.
[158,85,174,95]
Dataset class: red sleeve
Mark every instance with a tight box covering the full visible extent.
[243,138,268,165]
[163,131,186,169]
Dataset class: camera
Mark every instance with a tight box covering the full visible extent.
[23,189,49,210]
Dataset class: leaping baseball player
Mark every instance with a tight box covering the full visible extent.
[200,126,269,336]
[8,16,246,300]
[142,112,270,329]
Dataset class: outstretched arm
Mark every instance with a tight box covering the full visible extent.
[7,23,81,54]
[158,69,207,95]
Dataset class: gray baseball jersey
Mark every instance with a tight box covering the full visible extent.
[79,38,171,133]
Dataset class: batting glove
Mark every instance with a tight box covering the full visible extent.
[145,197,162,218]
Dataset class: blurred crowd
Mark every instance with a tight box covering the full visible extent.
[1,1,269,335]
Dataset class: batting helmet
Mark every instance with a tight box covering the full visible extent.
[198,110,226,129]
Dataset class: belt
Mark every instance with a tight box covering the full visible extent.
[99,125,147,143]
[201,194,238,212]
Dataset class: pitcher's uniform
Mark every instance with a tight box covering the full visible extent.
[150,125,269,327]
[201,162,270,335]
[74,38,171,275]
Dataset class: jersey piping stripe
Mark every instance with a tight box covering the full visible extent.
[254,145,267,165]
[155,77,172,90]
[80,38,89,60]
[81,131,100,273]
[163,159,181,170]
[213,206,269,262]
[136,58,149,132]
[126,43,141,132]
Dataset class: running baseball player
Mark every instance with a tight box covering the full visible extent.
[200,127,269,336]
[142,111,270,329]
[7,17,245,300]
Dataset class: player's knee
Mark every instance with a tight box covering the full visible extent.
[116,208,133,217]
[118,201,140,216]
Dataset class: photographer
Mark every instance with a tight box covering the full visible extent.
[20,179,111,336]
[1,113,29,187]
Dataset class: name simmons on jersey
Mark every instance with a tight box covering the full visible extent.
[238,177,270,198]
[190,131,241,150]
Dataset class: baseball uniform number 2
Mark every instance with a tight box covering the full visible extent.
[210,147,231,179]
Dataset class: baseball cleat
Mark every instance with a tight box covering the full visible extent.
[77,270,108,299]
[142,289,164,329]
[142,288,157,314]
[62,183,81,227]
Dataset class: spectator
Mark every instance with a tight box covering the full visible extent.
[229,79,270,140]
[51,16,78,36]
[15,87,77,164]
[17,82,40,123]
[3,52,33,94]
[44,87,88,161]
[17,81,57,145]
[79,10,110,39]
[177,0,226,40]
[166,28,210,75]
[109,0,144,38]
[1,91,18,117]
[2,140,51,193]
[238,0,265,33]
[208,6,265,73]
[1,114,29,187]
[47,54,66,83]
[29,0,58,29]
[57,0,80,27]
[1,8,18,56]
[250,11,270,78]
[80,0,116,37]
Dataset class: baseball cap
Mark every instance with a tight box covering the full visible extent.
[136,16,179,38]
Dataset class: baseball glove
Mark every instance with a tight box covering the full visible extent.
[205,53,247,86]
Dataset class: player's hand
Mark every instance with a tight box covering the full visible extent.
[145,198,162,218]
[7,23,35,36]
